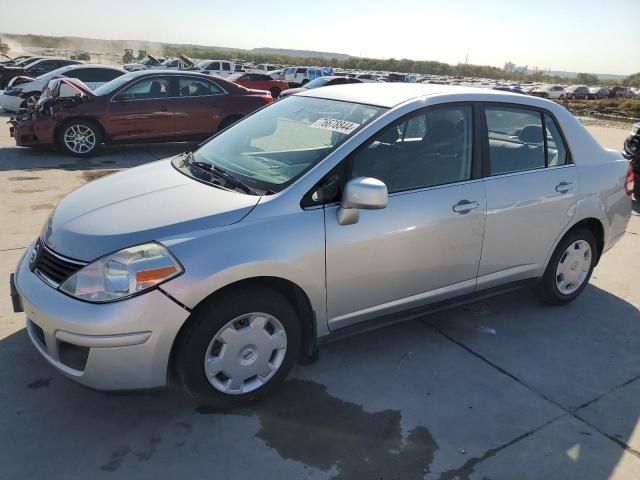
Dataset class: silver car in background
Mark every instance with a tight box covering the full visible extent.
[11,84,631,407]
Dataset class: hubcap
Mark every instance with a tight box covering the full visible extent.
[204,313,287,395]
[64,124,96,154]
[555,240,592,295]
[26,95,38,108]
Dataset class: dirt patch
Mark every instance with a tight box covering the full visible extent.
[32,203,56,211]
[197,379,439,479]
[82,169,120,182]
[12,188,46,194]
[8,176,41,181]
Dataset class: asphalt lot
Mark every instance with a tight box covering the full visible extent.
[0,112,639,480]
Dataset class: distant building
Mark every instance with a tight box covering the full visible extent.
[504,61,529,74]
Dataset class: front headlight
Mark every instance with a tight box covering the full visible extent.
[59,242,183,303]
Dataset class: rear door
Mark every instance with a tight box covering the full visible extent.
[106,75,175,141]
[173,75,228,137]
[478,104,578,289]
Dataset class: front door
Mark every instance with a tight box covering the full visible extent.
[106,75,175,142]
[477,105,578,288]
[325,104,487,330]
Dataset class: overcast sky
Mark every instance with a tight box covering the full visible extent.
[1,0,638,75]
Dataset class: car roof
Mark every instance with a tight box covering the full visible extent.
[296,82,564,109]
[63,64,127,71]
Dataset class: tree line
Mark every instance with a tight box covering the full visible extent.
[163,46,639,87]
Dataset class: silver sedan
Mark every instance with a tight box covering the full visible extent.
[12,83,632,407]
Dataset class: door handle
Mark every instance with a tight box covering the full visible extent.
[555,181,573,193]
[452,200,480,214]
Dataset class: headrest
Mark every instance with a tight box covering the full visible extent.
[519,125,543,144]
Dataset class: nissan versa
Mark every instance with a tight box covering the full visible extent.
[10,84,631,407]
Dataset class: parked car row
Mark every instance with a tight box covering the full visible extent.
[0,57,82,88]
[0,64,126,112]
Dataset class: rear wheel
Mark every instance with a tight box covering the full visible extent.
[56,119,102,157]
[174,287,301,408]
[538,229,597,305]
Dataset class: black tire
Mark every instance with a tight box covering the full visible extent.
[174,286,301,408]
[56,119,102,158]
[269,87,281,99]
[217,115,242,132]
[538,228,597,305]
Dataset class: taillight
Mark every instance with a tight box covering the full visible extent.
[259,94,273,103]
[625,165,635,196]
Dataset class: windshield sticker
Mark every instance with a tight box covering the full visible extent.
[310,118,360,135]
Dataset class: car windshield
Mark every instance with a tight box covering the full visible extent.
[187,96,385,193]
[304,77,331,89]
[93,73,137,96]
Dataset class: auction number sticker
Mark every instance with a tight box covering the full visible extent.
[310,118,360,135]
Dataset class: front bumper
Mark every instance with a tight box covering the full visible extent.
[13,244,190,390]
[10,116,56,147]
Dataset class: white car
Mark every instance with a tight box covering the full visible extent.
[0,64,126,112]
[355,73,382,83]
[122,55,166,72]
[252,63,280,73]
[531,85,566,99]
[192,59,235,78]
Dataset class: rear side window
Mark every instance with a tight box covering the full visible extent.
[485,107,545,175]
[222,62,231,71]
[544,114,569,166]
[178,77,224,96]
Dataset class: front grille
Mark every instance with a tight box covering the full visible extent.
[31,240,85,286]
[29,320,46,349]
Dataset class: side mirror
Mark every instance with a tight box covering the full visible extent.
[337,177,387,225]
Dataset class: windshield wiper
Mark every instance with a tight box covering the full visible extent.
[182,151,259,196]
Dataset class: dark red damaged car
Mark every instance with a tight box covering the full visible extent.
[10,70,273,157]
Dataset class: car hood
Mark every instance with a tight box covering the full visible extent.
[42,158,261,261]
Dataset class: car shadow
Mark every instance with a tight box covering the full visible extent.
[1,283,639,478]
[0,142,200,173]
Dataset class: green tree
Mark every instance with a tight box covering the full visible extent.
[622,73,640,88]
[576,73,599,85]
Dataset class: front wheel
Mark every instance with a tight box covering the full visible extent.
[21,93,39,110]
[174,287,301,408]
[56,119,102,157]
[538,229,597,305]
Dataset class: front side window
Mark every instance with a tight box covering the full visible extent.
[485,107,545,175]
[351,106,473,193]
[189,96,385,193]
[210,62,221,70]
[178,78,222,96]
[120,77,171,100]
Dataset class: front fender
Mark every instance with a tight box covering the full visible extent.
[159,207,328,336]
